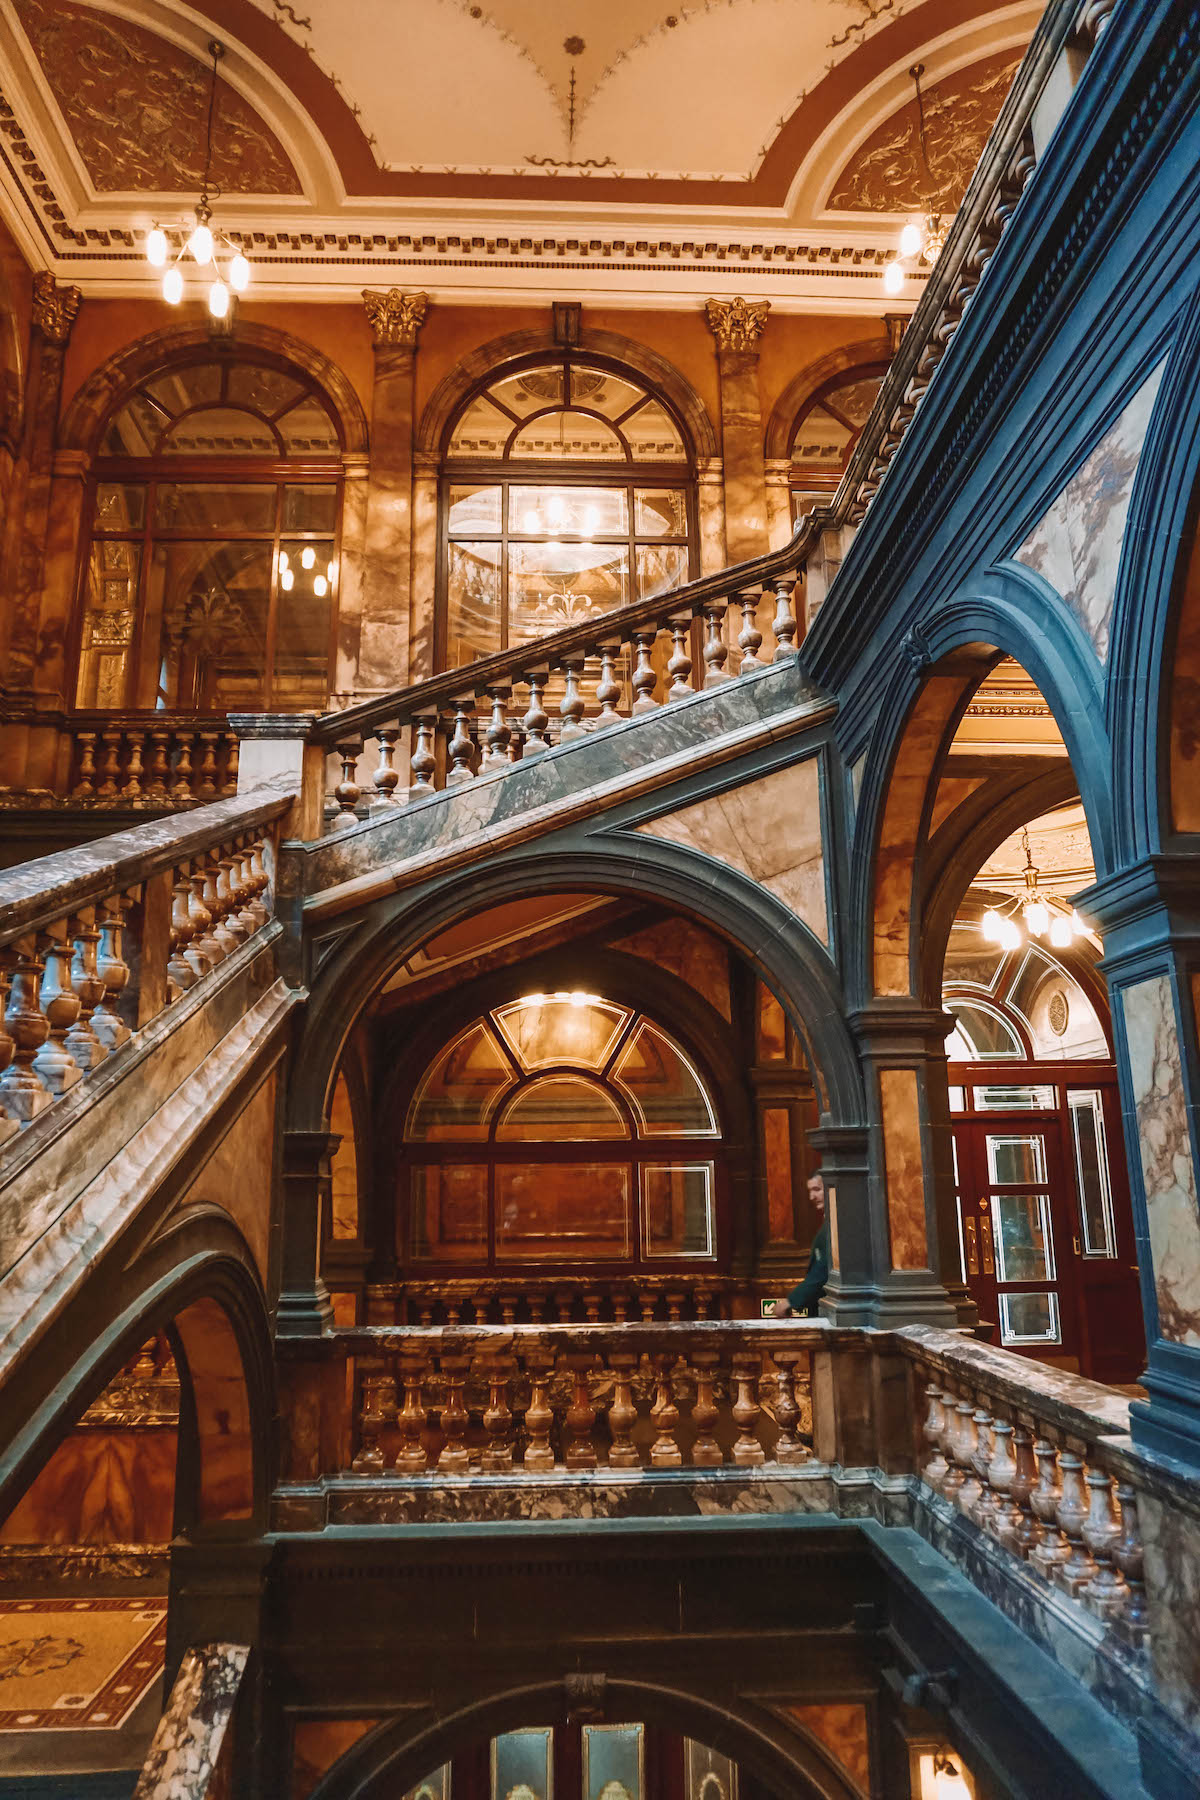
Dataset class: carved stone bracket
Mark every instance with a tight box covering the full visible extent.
[362,288,429,349]
[705,296,770,354]
[31,270,80,347]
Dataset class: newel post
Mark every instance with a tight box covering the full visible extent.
[228,712,327,841]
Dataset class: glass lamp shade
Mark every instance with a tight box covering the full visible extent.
[280,568,294,591]
[145,227,168,267]
[301,546,316,569]
[229,253,251,293]
[1049,915,1073,948]
[162,266,184,305]
[1023,899,1050,937]
[981,910,1002,942]
[207,279,230,319]
[189,221,214,265]
[998,918,1022,951]
[313,574,328,596]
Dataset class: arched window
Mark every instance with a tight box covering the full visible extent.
[440,358,695,669]
[789,363,886,523]
[402,993,721,1271]
[75,356,344,713]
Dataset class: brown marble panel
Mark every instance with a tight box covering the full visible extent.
[1139,1487,1200,1736]
[1121,976,1200,1346]
[757,982,789,1060]
[0,1428,177,1545]
[329,1074,360,1240]
[292,1718,382,1800]
[610,918,732,1023]
[180,1071,277,1283]
[763,1107,794,1243]
[785,1702,870,1794]
[173,1298,254,1523]
[879,1067,929,1271]
[718,349,769,564]
[873,675,964,996]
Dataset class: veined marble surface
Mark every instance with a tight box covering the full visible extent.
[1015,360,1165,661]
[133,1642,248,1799]
[1122,976,1200,1348]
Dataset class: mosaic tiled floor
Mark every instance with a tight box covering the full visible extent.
[0,1596,167,1731]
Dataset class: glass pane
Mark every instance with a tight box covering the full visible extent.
[1070,1089,1117,1256]
[447,393,510,459]
[225,364,303,416]
[1000,1290,1061,1346]
[635,489,688,537]
[275,538,334,709]
[791,402,853,471]
[509,542,628,639]
[162,407,279,456]
[584,1724,644,1800]
[154,483,276,532]
[403,1767,450,1800]
[834,375,884,428]
[103,391,170,456]
[509,485,628,537]
[493,995,630,1071]
[406,1022,513,1141]
[971,1085,1057,1111]
[510,409,626,461]
[635,543,688,600]
[408,1164,487,1262]
[143,540,272,710]
[282,484,339,532]
[685,1742,738,1800]
[74,540,141,707]
[987,1134,1048,1186]
[144,363,223,416]
[447,483,502,535]
[991,1191,1055,1282]
[492,1729,552,1800]
[575,368,644,418]
[496,1076,629,1141]
[949,1086,967,1113]
[624,400,686,462]
[277,395,340,453]
[496,1164,631,1261]
[613,1023,716,1136]
[643,1164,714,1257]
[946,1000,1023,1059]
[491,366,565,417]
[94,482,146,531]
[447,541,503,663]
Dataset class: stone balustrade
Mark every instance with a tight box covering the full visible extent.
[363,1273,735,1327]
[0,788,292,1143]
[68,714,240,809]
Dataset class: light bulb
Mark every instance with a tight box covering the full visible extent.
[281,567,294,591]
[313,574,328,596]
[229,253,251,293]
[999,918,1022,951]
[883,259,904,296]
[933,1762,971,1800]
[900,222,923,258]
[1049,916,1073,948]
[981,910,1002,942]
[1024,899,1050,937]
[301,546,315,569]
[189,221,214,265]
[207,279,229,320]
[162,266,184,305]
[278,550,289,571]
[146,226,168,268]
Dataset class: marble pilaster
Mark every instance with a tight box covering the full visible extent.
[695,454,728,575]
[276,1128,339,1339]
[409,449,441,685]
[764,456,794,551]
[705,298,770,566]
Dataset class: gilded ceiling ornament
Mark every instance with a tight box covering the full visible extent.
[704,297,770,353]
[361,288,429,348]
[31,271,80,346]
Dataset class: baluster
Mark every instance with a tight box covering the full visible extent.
[437,1352,472,1473]
[202,861,238,958]
[954,1399,981,1514]
[735,590,764,672]
[395,1351,429,1472]
[188,870,224,970]
[481,1355,514,1472]
[1054,1451,1097,1595]
[195,732,219,800]
[1010,1424,1039,1558]
[444,700,477,785]
[332,741,362,827]
[559,657,588,742]
[770,576,798,658]
[772,1350,807,1465]
[247,841,270,926]
[1081,1469,1128,1618]
[593,639,623,730]
[968,1406,995,1528]
[731,1351,766,1467]
[583,1290,602,1324]
[666,611,694,701]
[220,733,239,797]
[521,1349,556,1471]
[521,669,551,755]
[0,969,17,1142]
[481,686,513,771]
[144,730,171,803]
[940,1387,965,1504]
[702,600,730,688]
[171,732,196,803]
[232,848,260,937]
[611,1289,631,1324]
[639,1291,657,1325]
[1112,1483,1149,1644]
[0,946,51,1121]
[1030,1438,1070,1573]
[72,731,98,800]
[372,728,401,805]
[215,857,247,948]
[650,1356,682,1468]
[607,1350,641,1469]
[922,1384,949,1490]
[666,1290,685,1323]
[97,729,123,801]
[690,1349,722,1466]
[167,877,200,991]
[123,730,146,801]
[92,897,132,1049]
[65,919,109,1071]
[32,940,82,1097]
[409,711,438,797]
[630,627,659,714]
[564,1355,598,1470]
[351,1370,392,1475]
[498,1294,518,1326]
[553,1288,574,1325]
[986,1416,1018,1545]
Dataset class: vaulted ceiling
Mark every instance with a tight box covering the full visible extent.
[0,0,1039,305]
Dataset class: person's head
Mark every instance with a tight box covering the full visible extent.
[807,1171,825,1215]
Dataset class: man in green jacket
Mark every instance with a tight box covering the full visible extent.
[772,1173,829,1318]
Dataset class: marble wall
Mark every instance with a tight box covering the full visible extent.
[1121,975,1200,1347]
[1015,360,1165,662]
[878,1067,930,1270]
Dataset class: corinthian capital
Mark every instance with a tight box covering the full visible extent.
[705,296,770,354]
[31,270,81,347]
[362,288,429,349]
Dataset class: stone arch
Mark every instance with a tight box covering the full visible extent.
[851,567,1114,1004]
[58,319,368,457]
[416,325,718,463]
[306,1676,861,1800]
[764,336,892,461]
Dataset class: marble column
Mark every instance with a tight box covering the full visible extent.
[1080,855,1200,1466]
[409,448,441,684]
[352,289,428,701]
[705,297,770,568]
[276,1128,340,1339]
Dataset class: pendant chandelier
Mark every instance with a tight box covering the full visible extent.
[143,40,252,318]
[882,64,949,295]
[980,829,1085,952]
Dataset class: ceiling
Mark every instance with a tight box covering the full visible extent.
[0,0,1039,305]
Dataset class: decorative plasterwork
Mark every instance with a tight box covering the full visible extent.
[361,288,429,348]
[705,296,771,352]
[30,269,79,344]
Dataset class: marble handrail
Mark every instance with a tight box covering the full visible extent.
[133,1643,248,1800]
